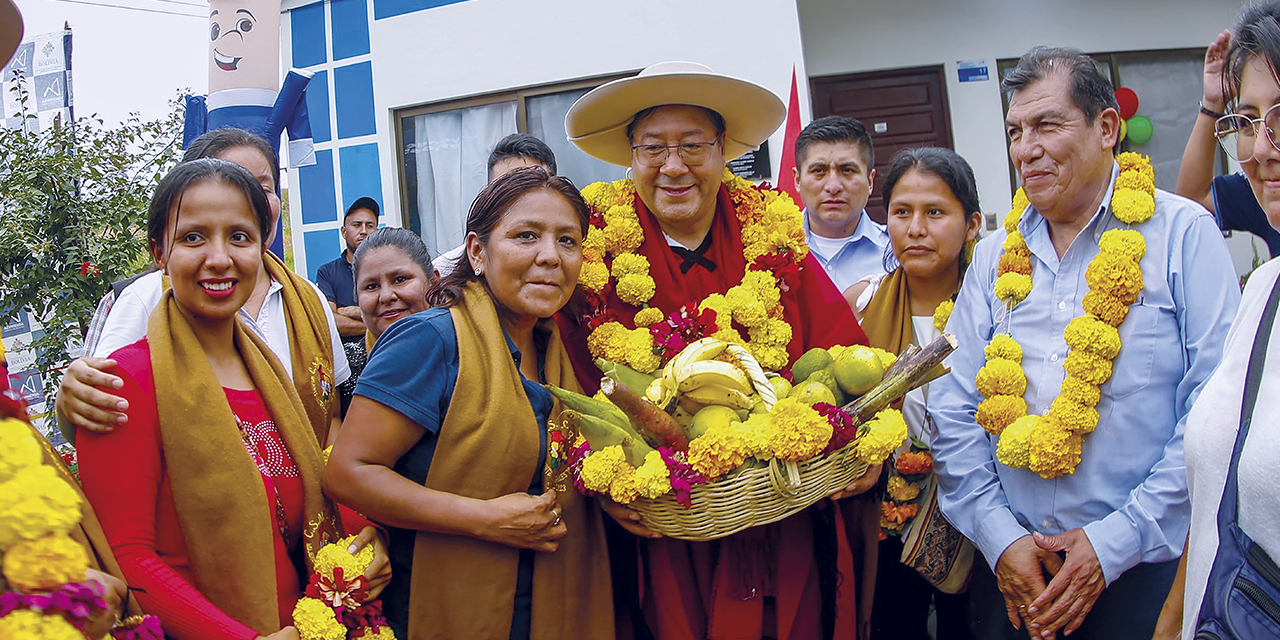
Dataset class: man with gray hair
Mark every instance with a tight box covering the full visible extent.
[929,47,1238,639]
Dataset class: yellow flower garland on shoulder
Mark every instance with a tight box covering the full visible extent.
[977,152,1155,479]
[580,169,807,373]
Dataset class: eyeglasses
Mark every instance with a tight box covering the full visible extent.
[1215,103,1280,162]
[630,139,721,167]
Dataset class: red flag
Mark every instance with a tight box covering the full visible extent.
[776,66,803,205]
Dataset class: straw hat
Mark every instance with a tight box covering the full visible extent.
[0,0,22,68]
[565,61,785,167]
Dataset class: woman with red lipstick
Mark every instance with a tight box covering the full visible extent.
[76,159,361,640]
[325,167,614,640]
[843,147,981,640]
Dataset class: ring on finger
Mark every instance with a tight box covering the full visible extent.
[552,515,561,526]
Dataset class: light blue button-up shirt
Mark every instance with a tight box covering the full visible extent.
[930,165,1240,585]
[802,211,890,292]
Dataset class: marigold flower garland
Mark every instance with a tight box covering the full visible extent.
[0,415,164,638]
[579,169,807,374]
[292,534,396,640]
[977,152,1156,479]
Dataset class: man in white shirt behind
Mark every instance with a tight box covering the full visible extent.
[795,115,890,292]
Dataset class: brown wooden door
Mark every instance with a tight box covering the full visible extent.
[810,66,954,224]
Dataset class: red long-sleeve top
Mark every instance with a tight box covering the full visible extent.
[77,340,305,640]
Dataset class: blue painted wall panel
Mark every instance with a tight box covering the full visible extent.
[333,62,377,139]
[331,0,371,60]
[339,143,383,211]
[303,230,340,282]
[290,2,327,68]
[373,0,469,21]
[298,149,338,224]
[306,70,331,143]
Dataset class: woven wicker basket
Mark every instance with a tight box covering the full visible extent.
[631,443,869,541]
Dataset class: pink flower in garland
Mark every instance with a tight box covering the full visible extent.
[650,305,719,360]
[659,446,707,508]
[566,438,595,495]
[815,403,858,456]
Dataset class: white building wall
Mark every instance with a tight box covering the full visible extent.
[798,0,1246,223]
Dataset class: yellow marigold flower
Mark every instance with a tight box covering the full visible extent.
[1099,228,1147,262]
[0,417,42,484]
[610,464,640,504]
[1111,188,1156,225]
[1002,230,1029,254]
[1049,396,1100,434]
[583,226,607,254]
[870,347,897,369]
[856,408,909,466]
[727,287,768,329]
[634,307,664,327]
[742,270,783,308]
[1064,316,1122,360]
[293,597,348,640]
[1085,253,1143,304]
[699,293,731,329]
[580,181,613,208]
[711,328,748,348]
[1064,351,1113,385]
[0,609,84,640]
[625,328,661,374]
[994,272,1033,307]
[1029,423,1083,479]
[2,533,88,592]
[996,415,1038,470]
[604,214,644,254]
[603,204,635,224]
[750,344,789,372]
[587,322,629,360]
[976,395,1029,435]
[887,476,921,502]
[976,359,1027,398]
[362,626,397,639]
[1082,290,1130,327]
[766,397,833,462]
[0,465,82,548]
[314,534,375,579]
[737,414,775,459]
[617,273,656,307]
[583,247,604,263]
[984,334,1024,363]
[612,253,650,278]
[1115,170,1156,196]
[748,318,793,347]
[687,423,749,479]
[1003,208,1022,235]
[1011,188,1030,215]
[933,300,954,333]
[634,450,672,499]
[1060,376,1101,407]
[1121,150,1162,179]
[998,250,1033,276]
[579,261,610,292]
[580,446,626,493]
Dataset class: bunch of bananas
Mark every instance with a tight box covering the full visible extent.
[640,338,776,430]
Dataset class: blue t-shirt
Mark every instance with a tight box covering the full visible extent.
[353,308,551,640]
[1213,172,1280,258]
[315,253,358,309]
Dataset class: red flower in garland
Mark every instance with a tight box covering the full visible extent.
[815,403,858,456]
[751,253,803,292]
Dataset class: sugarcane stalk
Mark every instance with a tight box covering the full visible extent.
[842,333,957,423]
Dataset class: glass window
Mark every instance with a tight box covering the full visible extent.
[401,100,516,256]
[396,75,630,256]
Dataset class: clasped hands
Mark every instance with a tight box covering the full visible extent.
[996,529,1105,640]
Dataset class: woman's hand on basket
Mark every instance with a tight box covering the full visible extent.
[828,463,882,501]
[479,489,567,552]
[600,497,662,538]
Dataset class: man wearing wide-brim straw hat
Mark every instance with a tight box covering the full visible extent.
[558,61,879,640]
